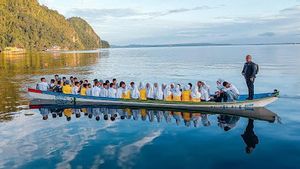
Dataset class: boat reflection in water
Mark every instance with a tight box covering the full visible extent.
[31,105,277,154]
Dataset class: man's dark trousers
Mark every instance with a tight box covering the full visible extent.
[246,78,254,99]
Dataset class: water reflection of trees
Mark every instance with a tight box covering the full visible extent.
[0,52,101,121]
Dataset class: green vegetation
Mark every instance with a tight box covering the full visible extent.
[0,0,109,51]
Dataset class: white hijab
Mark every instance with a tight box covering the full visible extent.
[130,85,140,99]
[139,82,145,90]
[217,79,225,90]
[153,84,163,100]
[163,85,172,98]
[191,86,201,99]
[173,85,182,97]
[146,83,154,99]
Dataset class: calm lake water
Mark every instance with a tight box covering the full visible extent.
[0,45,300,169]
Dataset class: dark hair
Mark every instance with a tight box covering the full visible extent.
[188,83,192,87]
[70,76,73,79]
[76,113,81,118]
[62,77,66,80]
[75,82,80,86]
[83,84,88,88]
[57,80,62,85]
[80,80,83,84]
[41,77,45,81]
[119,81,125,87]
[110,83,114,88]
[93,79,98,82]
[50,79,55,83]
[130,82,134,85]
[55,74,59,77]
[223,81,229,87]
[95,116,100,121]
[88,83,92,87]
[105,80,110,84]
[103,83,107,86]
[67,117,71,121]
[113,78,117,82]
[74,77,78,80]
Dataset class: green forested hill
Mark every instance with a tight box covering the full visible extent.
[0,0,109,51]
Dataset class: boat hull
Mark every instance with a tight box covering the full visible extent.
[28,88,278,110]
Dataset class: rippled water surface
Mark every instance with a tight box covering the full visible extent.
[0,45,300,169]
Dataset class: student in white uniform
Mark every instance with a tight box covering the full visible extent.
[191,86,201,102]
[108,83,117,98]
[222,81,240,102]
[153,83,163,100]
[146,83,154,99]
[116,82,125,98]
[92,81,101,96]
[130,82,140,99]
[72,82,81,95]
[163,85,173,101]
[37,77,49,91]
[99,83,109,97]
[197,81,210,101]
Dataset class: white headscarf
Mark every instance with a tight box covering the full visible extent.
[139,82,145,90]
[153,83,163,100]
[170,83,176,93]
[146,83,154,99]
[191,86,201,99]
[183,85,190,91]
[163,85,172,99]
[217,79,225,90]
[130,85,140,99]
[173,85,182,97]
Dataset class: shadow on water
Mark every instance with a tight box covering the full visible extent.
[0,52,101,121]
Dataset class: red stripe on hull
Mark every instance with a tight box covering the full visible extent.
[28,88,42,93]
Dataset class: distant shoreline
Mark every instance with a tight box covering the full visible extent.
[112,42,300,49]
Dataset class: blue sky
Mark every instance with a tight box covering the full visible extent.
[39,0,300,45]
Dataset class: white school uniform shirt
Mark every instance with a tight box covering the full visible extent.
[173,85,182,97]
[191,86,201,99]
[199,87,210,101]
[37,82,49,91]
[72,86,80,95]
[99,88,108,97]
[146,84,154,99]
[92,86,101,96]
[163,86,172,99]
[86,88,92,96]
[153,85,163,100]
[223,84,240,96]
[116,87,124,98]
[130,85,140,99]
[108,88,117,98]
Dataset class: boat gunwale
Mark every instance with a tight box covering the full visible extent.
[28,88,279,106]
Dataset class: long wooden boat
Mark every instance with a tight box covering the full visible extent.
[28,88,279,110]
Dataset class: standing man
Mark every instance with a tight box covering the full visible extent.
[242,55,258,100]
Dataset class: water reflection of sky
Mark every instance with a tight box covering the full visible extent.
[0,45,300,169]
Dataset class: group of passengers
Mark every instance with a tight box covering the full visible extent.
[36,75,240,102]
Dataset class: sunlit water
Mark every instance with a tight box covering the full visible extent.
[0,45,300,169]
